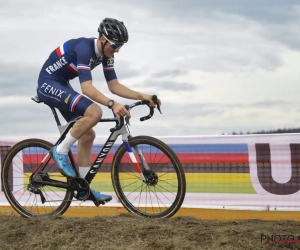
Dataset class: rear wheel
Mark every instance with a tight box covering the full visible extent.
[1,139,73,217]
[111,136,186,218]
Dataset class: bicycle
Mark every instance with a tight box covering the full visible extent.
[1,95,186,218]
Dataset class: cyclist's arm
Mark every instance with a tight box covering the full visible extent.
[108,79,160,107]
[81,80,130,117]
[102,56,160,107]
[81,79,147,105]
[81,80,111,106]
[102,56,143,99]
[107,79,144,100]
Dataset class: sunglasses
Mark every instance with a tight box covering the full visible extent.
[103,35,124,50]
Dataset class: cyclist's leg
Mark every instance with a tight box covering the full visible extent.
[74,121,112,202]
[37,78,96,177]
[77,129,96,177]
[71,118,112,202]
[60,93,101,179]
[37,79,112,202]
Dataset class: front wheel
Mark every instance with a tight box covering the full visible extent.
[1,139,73,218]
[111,136,186,218]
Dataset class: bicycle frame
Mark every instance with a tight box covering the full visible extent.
[3,95,186,218]
[4,96,186,218]
[33,102,149,184]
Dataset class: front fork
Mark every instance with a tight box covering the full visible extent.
[122,134,150,181]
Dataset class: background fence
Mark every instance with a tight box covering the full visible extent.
[1,134,300,220]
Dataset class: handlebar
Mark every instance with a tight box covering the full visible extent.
[110,95,161,132]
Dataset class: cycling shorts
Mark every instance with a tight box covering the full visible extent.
[37,78,94,122]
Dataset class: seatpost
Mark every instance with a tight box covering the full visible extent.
[50,107,61,126]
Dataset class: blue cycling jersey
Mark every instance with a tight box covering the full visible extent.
[38,37,117,84]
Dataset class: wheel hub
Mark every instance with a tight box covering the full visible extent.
[29,173,49,189]
[143,170,158,186]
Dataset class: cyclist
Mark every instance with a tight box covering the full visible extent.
[36,17,161,204]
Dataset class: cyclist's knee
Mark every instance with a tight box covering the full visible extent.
[79,129,95,145]
[84,103,102,122]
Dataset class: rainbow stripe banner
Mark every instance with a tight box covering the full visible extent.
[1,134,300,211]
[62,143,254,194]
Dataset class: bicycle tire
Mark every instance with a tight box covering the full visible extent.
[1,138,73,218]
[111,135,186,218]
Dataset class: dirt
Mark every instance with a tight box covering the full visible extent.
[0,214,300,250]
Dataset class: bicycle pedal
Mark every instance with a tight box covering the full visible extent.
[93,200,105,207]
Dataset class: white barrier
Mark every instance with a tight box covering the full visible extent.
[1,134,300,212]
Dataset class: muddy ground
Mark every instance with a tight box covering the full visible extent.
[0,214,300,250]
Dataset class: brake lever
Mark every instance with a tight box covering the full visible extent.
[157,104,162,114]
[124,104,131,125]
[125,116,131,125]
[152,95,162,114]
